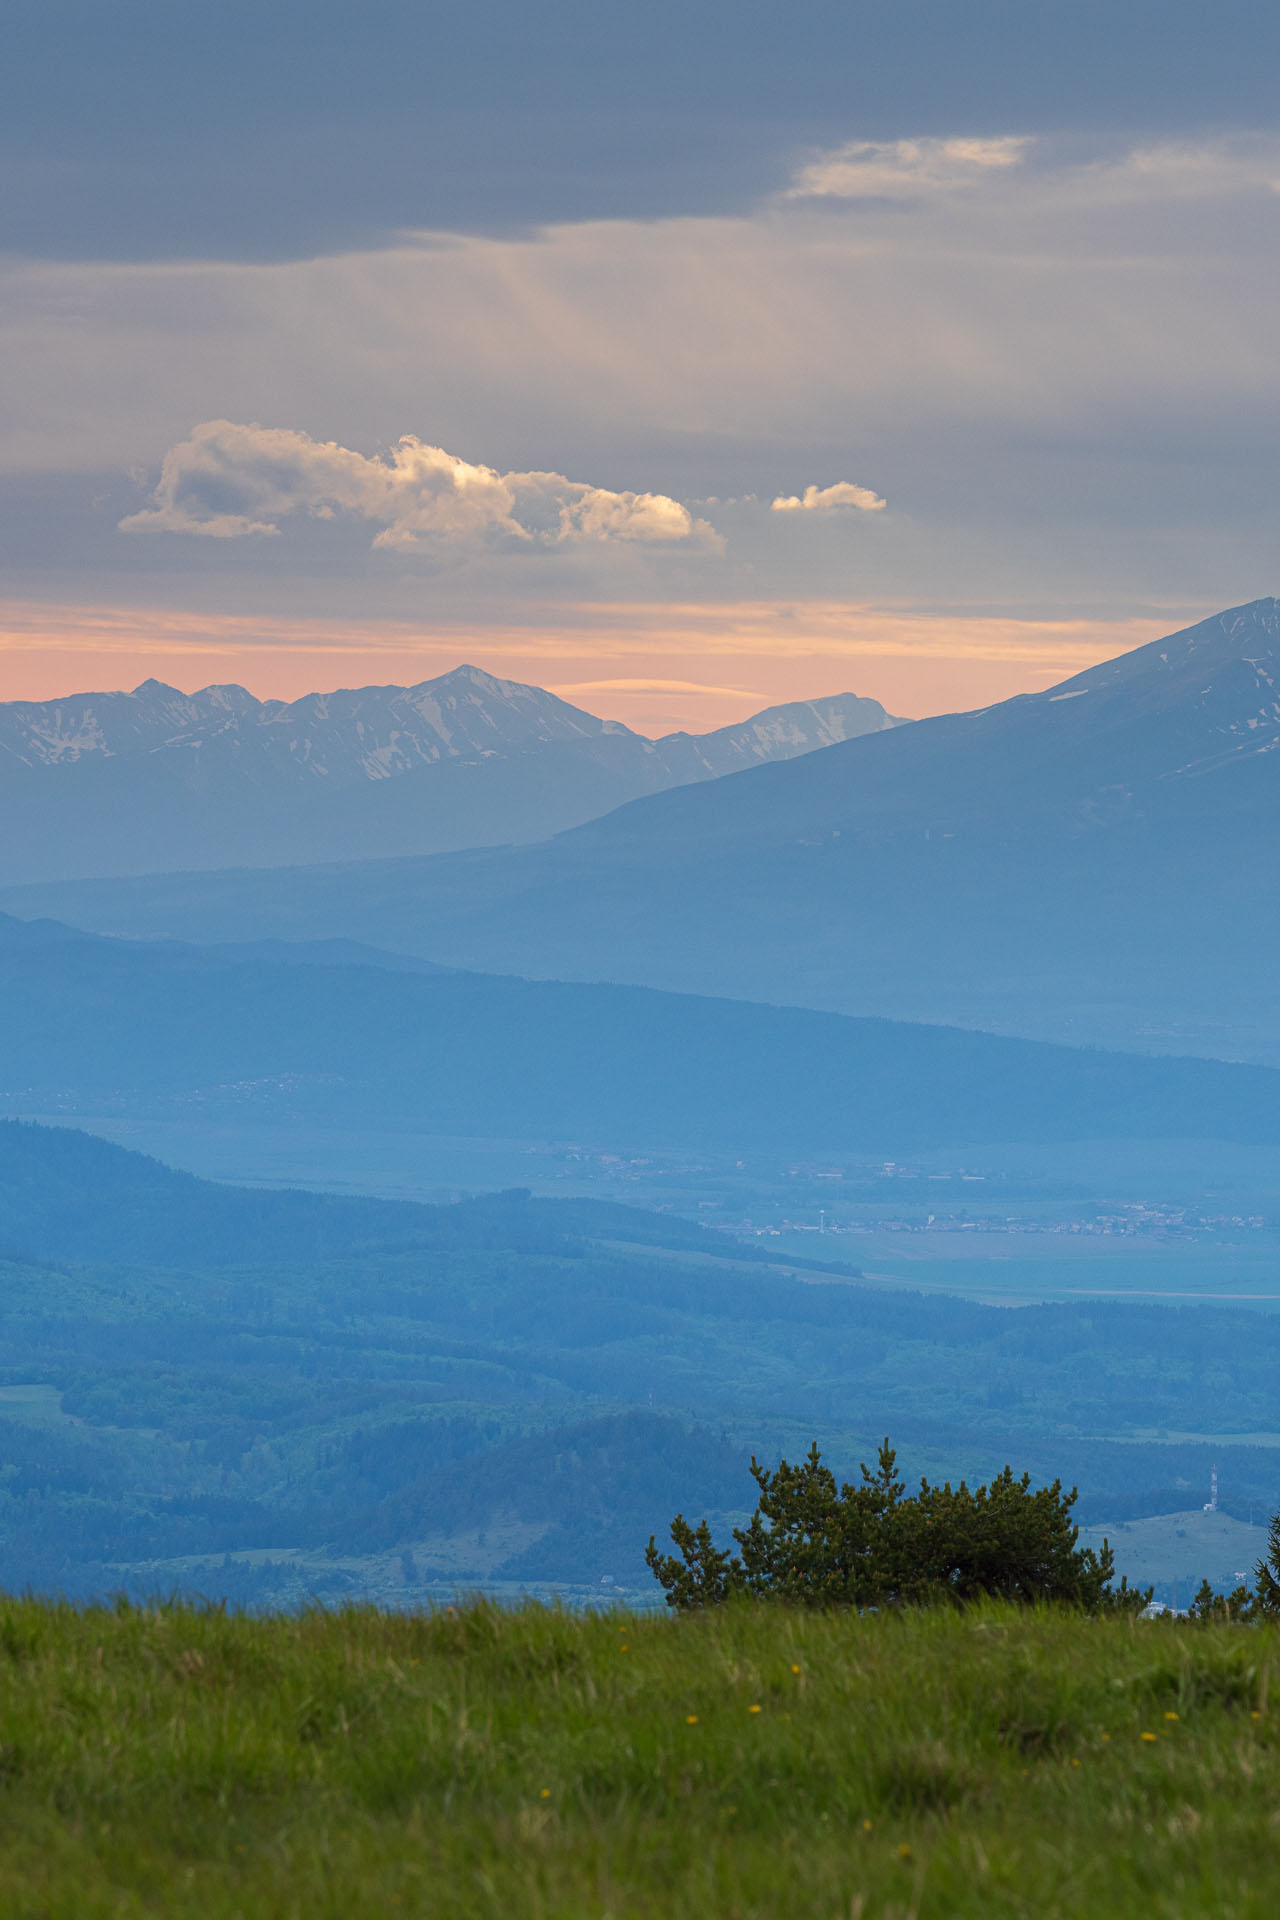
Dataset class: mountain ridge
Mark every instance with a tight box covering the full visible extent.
[0,667,903,883]
[554,595,1280,854]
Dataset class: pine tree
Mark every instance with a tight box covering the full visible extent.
[646,1437,1150,1613]
[645,1514,742,1608]
[1255,1511,1280,1617]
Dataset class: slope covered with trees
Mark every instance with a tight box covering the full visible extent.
[5,927,1280,1154]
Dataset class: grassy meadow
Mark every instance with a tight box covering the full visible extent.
[0,1596,1276,1917]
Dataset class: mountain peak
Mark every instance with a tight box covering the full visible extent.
[1023,597,1280,739]
[425,663,513,693]
[130,678,186,698]
[196,682,257,703]
[1223,593,1280,626]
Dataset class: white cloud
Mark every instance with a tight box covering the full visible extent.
[771,482,886,514]
[119,420,716,552]
[783,135,1030,201]
[560,484,697,545]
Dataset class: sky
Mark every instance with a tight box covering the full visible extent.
[5,1,1280,734]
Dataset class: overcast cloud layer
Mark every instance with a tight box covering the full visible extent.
[7,1,1280,260]
[4,5,1280,728]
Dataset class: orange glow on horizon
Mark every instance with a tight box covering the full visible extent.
[0,596,1185,735]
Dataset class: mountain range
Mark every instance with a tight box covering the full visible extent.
[0,667,902,883]
[3,911,1279,1153]
[16,598,1277,1061]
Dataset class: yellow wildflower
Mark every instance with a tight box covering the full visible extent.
[686,1714,699,1725]
[748,1704,762,1714]
[1164,1711,1179,1722]
[1140,1731,1158,1743]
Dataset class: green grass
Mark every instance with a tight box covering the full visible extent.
[0,1597,1276,1917]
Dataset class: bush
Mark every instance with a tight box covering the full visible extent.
[646,1438,1149,1613]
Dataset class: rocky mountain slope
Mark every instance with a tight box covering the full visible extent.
[0,667,901,882]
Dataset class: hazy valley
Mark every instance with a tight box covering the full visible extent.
[14,15,1280,1908]
[3,606,1280,1614]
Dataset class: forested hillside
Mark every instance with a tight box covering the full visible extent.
[2,1125,1279,1607]
[5,922,1280,1153]
[0,1120,729,1269]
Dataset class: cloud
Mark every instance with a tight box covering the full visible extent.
[119,420,716,552]
[771,482,886,514]
[783,135,1030,201]
[0,593,1171,673]
[549,678,764,697]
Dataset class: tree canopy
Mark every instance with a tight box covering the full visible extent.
[646,1439,1149,1613]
